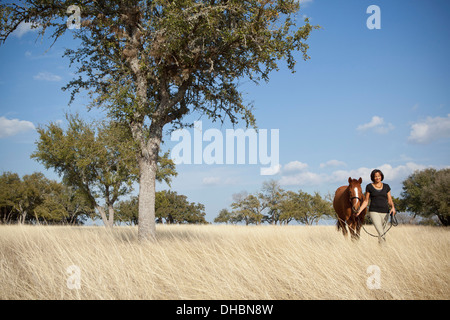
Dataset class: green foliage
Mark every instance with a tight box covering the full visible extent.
[214,208,233,224]
[280,190,333,225]
[156,190,207,224]
[1,0,319,136]
[31,114,137,207]
[400,168,450,226]
[115,196,139,226]
[31,113,177,227]
[0,171,93,224]
[116,191,207,225]
[0,172,21,223]
[231,193,265,225]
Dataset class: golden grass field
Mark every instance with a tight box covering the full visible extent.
[0,224,448,300]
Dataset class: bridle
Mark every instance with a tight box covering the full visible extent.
[349,194,363,214]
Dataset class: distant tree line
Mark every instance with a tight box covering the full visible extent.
[116,191,207,225]
[214,180,334,225]
[0,171,206,225]
[0,172,92,225]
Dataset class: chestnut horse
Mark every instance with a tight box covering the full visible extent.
[333,177,367,240]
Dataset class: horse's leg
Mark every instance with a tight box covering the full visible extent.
[348,218,360,241]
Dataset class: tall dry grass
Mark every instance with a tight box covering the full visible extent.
[0,224,448,299]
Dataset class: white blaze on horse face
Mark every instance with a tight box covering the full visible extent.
[354,187,359,204]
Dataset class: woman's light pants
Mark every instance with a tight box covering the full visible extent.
[369,211,389,243]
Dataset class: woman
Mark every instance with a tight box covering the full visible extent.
[357,169,396,243]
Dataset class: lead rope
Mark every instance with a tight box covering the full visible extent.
[337,214,398,238]
[359,213,398,238]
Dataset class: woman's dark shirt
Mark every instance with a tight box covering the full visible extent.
[365,183,391,213]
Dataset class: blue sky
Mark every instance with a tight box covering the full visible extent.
[1,0,449,224]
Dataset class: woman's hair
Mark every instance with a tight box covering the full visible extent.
[370,169,384,182]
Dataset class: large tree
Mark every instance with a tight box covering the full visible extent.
[1,0,319,239]
[259,180,284,224]
[156,190,207,224]
[400,168,450,226]
[214,208,233,224]
[231,193,265,225]
[32,114,176,227]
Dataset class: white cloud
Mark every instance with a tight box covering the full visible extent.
[357,116,394,134]
[358,116,384,130]
[0,116,36,138]
[202,177,221,186]
[328,167,372,184]
[408,114,450,144]
[282,161,308,172]
[12,22,39,38]
[278,161,433,188]
[279,171,327,186]
[376,162,428,181]
[33,71,62,82]
[320,159,347,168]
[327,162,431,185]
[201,175,242,186]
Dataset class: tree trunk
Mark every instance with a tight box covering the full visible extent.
[137,126,163,241]
[137,157,157,240]
[107,204,115,227]
[19,207,26,224]
[437,213,450,226]
[6,208,13,224]
[34,210,40,225]
[97,205,114,228]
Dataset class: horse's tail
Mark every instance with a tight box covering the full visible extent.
[336,215,346,233]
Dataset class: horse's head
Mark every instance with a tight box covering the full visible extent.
[348,177,363,215]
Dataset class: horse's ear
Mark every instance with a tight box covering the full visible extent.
[358,177,362,184]
[348,177,352,184]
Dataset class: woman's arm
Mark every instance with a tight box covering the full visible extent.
[387,191,396,215]
[356,192,370,216]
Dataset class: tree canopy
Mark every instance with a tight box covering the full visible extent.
[399,168,450,226]
[31,114,177,227]
[1,0,319,239]
[116,191,207,225]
